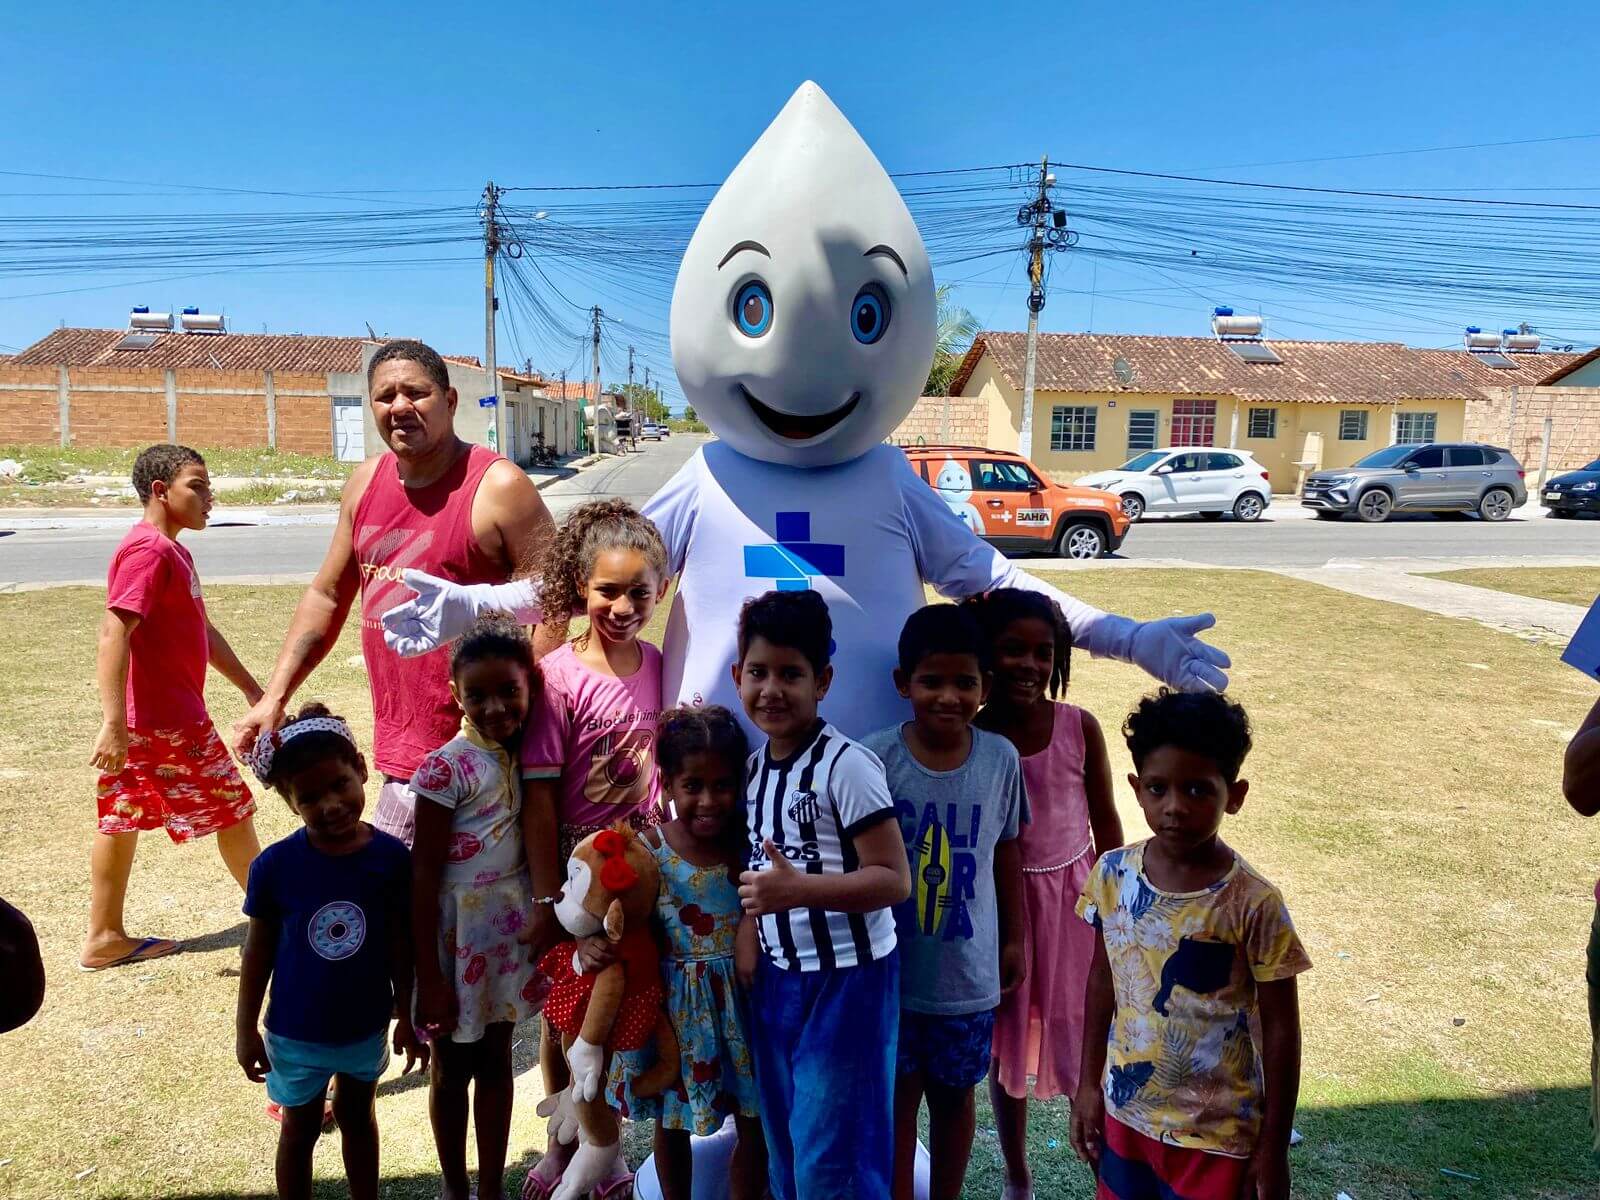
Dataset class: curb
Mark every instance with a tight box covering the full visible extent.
[0,452,611,529]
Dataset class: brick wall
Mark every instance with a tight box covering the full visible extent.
[0,364,61,443]
[0,364,335,453]
[889,394,990,447]
[174,369,270,448]
[66,368,169,447]
[1465,386,1600,476]
[275,373,335,455]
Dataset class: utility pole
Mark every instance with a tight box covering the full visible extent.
[559,368,568,453]
[626,346,636,450]
[590,306,603,454]
[481,181,505,455]
[1015,158,1073,460]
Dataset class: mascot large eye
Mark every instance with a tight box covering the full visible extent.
[733,281,773,338]
[851,284,890,344]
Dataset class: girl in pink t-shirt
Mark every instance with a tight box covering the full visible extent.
[520,499,671,1200]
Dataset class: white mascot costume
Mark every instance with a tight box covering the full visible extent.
[383,80,1228,734]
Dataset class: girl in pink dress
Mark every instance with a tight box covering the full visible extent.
[966,589,1124,1200]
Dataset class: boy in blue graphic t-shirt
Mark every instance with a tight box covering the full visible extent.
[862,604,1028,1200]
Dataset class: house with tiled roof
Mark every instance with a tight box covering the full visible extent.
[932,325,1582,490]
[0,320,582,464]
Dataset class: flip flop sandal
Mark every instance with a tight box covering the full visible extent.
[78,936,180,972]
[265,1101,336,1134]
[592,1170,635,1200]
[520,1154,567,1200]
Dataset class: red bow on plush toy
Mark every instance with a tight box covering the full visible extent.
[592,829,639,893]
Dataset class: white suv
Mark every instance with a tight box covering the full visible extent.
[1076,448,1273,522]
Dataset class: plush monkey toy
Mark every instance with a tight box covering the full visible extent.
[537,826,680,1200]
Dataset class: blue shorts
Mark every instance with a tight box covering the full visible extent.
[265,1029,390,1108]
[750,952,899,1200]
[896,1008,996,1091]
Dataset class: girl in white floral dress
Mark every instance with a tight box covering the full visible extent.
[411,614,546,1200]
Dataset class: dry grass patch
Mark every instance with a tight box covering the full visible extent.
[0,572,1596,1198]
[1421,567,1598,609]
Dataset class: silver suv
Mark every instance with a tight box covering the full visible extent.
[1302,443,1527,523]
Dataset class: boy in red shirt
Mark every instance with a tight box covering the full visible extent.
[82,445,265,972]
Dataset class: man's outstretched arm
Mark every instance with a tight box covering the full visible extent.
[231,460,374,753]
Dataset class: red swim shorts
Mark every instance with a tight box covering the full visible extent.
[96,721,255,844]
[1096,1114,1249,1200]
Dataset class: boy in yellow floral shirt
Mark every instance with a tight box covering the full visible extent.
[1070,691,1309,1200]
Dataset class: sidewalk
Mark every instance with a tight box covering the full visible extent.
[0,453,607,531]
[1267,560,1590,642]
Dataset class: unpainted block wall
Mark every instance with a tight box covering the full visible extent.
[0,364,61,443]
[1465,387,1600,475]
[889,395,990,447]
[66,368,168,447]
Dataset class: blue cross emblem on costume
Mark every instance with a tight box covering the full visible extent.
[743,512,845,591]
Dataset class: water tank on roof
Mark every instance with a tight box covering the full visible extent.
[129,309,174,331]
[1212,313,1264,339]
[1464,327,1503,351]
[1504,332,1541,353]
[180,311,226,334]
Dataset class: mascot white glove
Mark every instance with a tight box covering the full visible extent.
[380,571,540,657]
[1088,613,1230,693]
[535,1086,582,1147]
[566,1036,606,1103]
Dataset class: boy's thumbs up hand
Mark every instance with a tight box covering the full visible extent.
[738,839,802,916]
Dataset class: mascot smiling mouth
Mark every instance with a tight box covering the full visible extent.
[740,385,861,441]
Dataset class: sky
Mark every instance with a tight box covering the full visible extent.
[3,1,1597,412]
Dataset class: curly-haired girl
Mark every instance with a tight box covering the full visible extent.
[519,500,671,1200]
[235,703,425,1200]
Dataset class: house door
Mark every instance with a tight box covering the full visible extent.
[332,397,365,462]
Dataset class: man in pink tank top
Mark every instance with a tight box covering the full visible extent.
[233,340,554,845]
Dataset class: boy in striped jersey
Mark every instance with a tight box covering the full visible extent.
[733,589,912,1200]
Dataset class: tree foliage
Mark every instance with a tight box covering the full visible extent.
[923,284,983,396]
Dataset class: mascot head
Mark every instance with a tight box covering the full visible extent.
[670,81,936,468]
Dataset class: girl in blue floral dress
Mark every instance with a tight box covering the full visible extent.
[608,705,765,1200]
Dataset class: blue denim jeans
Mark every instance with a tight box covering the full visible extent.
[750,951,899,1200]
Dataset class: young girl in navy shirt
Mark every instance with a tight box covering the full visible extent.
[236,704,426,1200]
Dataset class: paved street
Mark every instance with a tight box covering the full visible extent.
[0,435,703,587]
[3,434,1599,586]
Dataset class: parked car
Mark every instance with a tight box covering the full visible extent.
[904,444,1129,559]
[1540,458,1600,518]
[1074,448,1272,522]
[641,423,664,440]
[1301,442,1526,523]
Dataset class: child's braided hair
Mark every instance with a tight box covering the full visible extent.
[531,499,669,641]
[960,588,1074,699]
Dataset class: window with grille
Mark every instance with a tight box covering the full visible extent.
[1127,409,1159,452]
[1170,399,1216,446]
[1339,410,1368,441]
[1049,405,1097,452]
[1247,407,1277,439]
[1395,411,1436,443]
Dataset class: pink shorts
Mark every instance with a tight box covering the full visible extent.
[96,721,255,844]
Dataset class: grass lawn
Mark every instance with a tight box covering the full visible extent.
[1422,567,1599,609]
[1,571,1597,1198]
[0,445,351,508]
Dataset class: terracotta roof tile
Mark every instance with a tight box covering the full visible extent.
[952,332,1583,407]
[11,328,486,374]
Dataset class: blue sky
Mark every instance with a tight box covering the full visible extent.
[3,1,1596,410]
